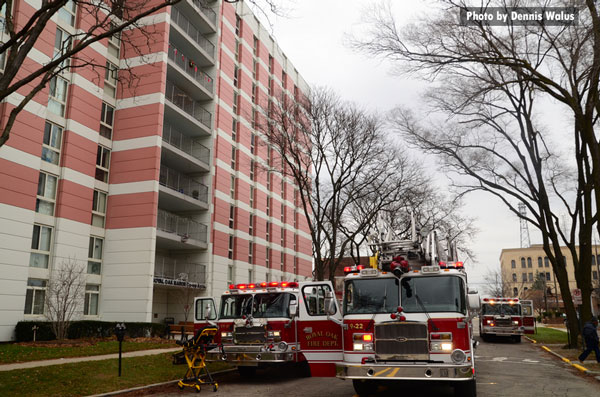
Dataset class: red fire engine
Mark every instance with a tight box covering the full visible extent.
[332,229,480,397]
[479,298,535,342]
[194,280,343,377]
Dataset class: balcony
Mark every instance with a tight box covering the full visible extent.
[167,43,214,100]
[165,80,212,135]
[162,123,210,173]
[156,209,208,250]
[189,0,217,28]
[159,165,209,211]
[154,255,206,289]
[170,7,215,65]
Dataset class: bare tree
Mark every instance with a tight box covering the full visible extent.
[44,258,85,340]
[0,0,183,148]
[354,0,598,347]
[482,268,512,297]
[254,86,422,281]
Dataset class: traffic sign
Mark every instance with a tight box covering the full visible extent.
[572,288,582,305]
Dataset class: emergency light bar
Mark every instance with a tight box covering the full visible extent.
[228,281,299,291]
[421,265,440,273]
[438,261,464,269]
[482,298,519,303]
[343,265,365,274]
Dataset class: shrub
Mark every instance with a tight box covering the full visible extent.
[67,320,114,339]
[15,321,56,342]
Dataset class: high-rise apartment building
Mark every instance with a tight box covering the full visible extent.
[0,0,312,341]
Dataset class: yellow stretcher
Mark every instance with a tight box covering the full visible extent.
[174,326,219,393]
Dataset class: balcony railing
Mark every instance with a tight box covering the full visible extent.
[159,165,208,203]
[171,7,215,59]
[157,209,208,243]
[168,43,214,94]
[165,80,212,129]
[162,123,210,165]
[154,255,206,288]
[190,0,217,26]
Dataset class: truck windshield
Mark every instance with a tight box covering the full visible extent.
[400,275,466,314]
[482,303,521,316]
[219,293,294,319]
[344,278,399,314]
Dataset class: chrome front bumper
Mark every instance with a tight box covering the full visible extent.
[205,346,296,365]
[481,326,523,335]
[336,362,473,381]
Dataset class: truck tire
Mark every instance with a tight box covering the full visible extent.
[480,333,488,342]
[454,379,476,397]
[237,366,257,377]
[512,335,521,343]
[352,379,375,397]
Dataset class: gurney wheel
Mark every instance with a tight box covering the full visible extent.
[213,384,218,392]
[195,385,201,393]
[178,382,184,390]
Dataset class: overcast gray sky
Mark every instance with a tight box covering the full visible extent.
[267,0,545,289]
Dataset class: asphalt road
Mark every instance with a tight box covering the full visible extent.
[137,335,600,397]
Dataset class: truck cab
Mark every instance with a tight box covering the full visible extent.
[196,281,344,377]
[479,298,524,342]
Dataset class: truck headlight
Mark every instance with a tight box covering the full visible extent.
[441,343,453,352]
[451,349,466,364]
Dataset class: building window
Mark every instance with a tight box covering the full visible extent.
[293,234,297,251]
[294,211,297,229]
[42,121,63,165]
[233,91,238,114]
[84,285,99,315]
[30,224,52,268]
[282,71,287,89]
[267,172,271,191]
[235,40,241,63]
[100,102,115,139]
[250,160,255,181]
[230,175,236,199]
[104,61,118,97]
[528,272,533,282]
[521,257,526,268]
[24,279,47,315]
[266,221,270,241]
[527,257,532,268]
[229,205,235,229]
[0,43,6,73]
[266,197,270,216]
[281,251,284,271]
[593,271,598,280]
[235,14,241,36]
[249,186,255,208]
[91,189,107,227]
[537,257,542,267]
[513,287,518,296]
[512,273,517,282]
[231,146,236,169]
[269,55,273,74]
[281,226,284,247]
[88,236,103,274]
[95,145,110,182]
[281,178,285,198]
[250,134,255,154]
[268,77,272,96]
[253,35,258,56]
[48,75,68,116]
[249,214,254,236]
[546,272,551,281]
[522,273,527,282]
[511,259,516,269]
[248,269,253,283]
[228,235,234,259]
[107,26,121,58]
[58,0,76,26]
[227,265,234,285]
[54,27,71,71]
[232,118,238,141]
[281,204,285,222]
[266,247,270,268]
[252,83,256,103]
[36,172,57,215]
[248,241,254,264]
[544,256,549,267]
[233,66,239,87]
[253,59,257,80]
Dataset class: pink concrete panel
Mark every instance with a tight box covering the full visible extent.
[55,179,93,224]
[119,62,168,100]
[113,103,164,141]
[0,159,37,210]
[0,104,44,157]
[109,146,161,184]
[67,85,103,132]
[212,230,230,257]
[60,130,97,177]
[105,191,158,229]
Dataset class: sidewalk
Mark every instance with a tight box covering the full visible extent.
[0,347,180,372]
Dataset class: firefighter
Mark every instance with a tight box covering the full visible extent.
[578,316,600,364]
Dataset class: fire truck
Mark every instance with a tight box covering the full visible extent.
[194,280,343,377]
[479,298,535,342]
[332,228,481,397]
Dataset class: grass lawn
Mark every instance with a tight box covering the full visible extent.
[0,338,177,364]
[0,352,230,397]
[531,326,569,344]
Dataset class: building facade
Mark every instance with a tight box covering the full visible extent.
[499,245,600,311]
[0,0,313,341]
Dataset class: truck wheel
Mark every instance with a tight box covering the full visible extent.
[512,335,521,343]
[480,333,488,342]
[454,379,476,397]
[237,366,257,378]
[352,379,375,397]
[297,361,311,377]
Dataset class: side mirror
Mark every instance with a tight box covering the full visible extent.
[468,288,478,294]
[324,291,336,316]
[204,306,213,321]
[467,293,481,311]
[289,300,298,317]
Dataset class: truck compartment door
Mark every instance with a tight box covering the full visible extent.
[521,300,535,334]
[298,283,343,377]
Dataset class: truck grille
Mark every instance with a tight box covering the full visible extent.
[233,326,266,344]
[375,322,429,360]
[495,318,511,327]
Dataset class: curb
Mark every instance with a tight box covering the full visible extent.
[87,368,236,396]
[525,336,600,378]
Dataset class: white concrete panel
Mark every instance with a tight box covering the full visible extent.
[121,52,167,68]
[61,167,96,189]
[109,180,159,195]
[117,93,164,109]
[0,144,40,170]
[112,135,161,152]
